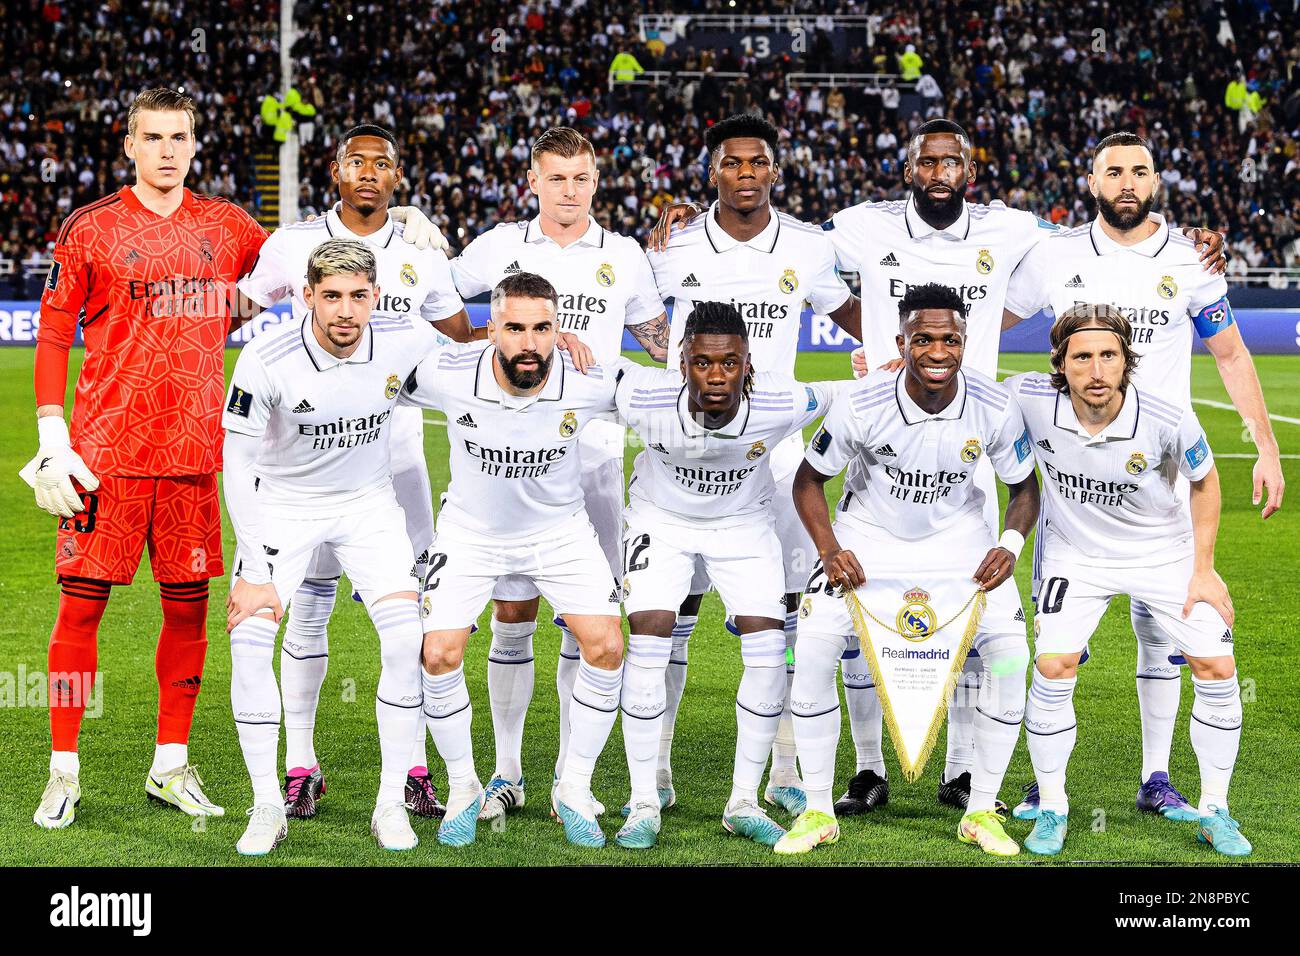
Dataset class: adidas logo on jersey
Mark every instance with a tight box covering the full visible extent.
[649,442,669,454]
[1065,274,1085,288]
[1013,608,1026,622]
[504,260,522,275]
[1037,438,1054,453]
[456,412,477,428]
[681,273,701,288]
[292,399,315,414]
[879,252,900,267]
[873,443,897,458]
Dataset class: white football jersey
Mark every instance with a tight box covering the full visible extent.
[824,197,1056,376]
[400,344,622,538]
[617,366,843,528]
[650,202,851,375]
[223,313,451,514]
[451,215,664,361]
[805,367,1035,544]
[1007,372,1215,565]
[1003,217,1233,404]
[237,202,465,327]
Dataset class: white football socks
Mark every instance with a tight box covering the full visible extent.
[842,653,885,776]
[768,610,800,784]
[281,577,336,771]
[230,615,283,806]
[371,598,423,805]
[733,635,786,805]
[486,615,536,782]
[1190,673,1242,815]
[554,627,581,777]
[788,633,843,816]
[561,658,622,806]
[621,634,671,806]
[1024,666,1077,815]
[968,634,1028,813]
[658,614,696,778]
[944,651,980,782]
[1133,601,1181,783]
[422,664,479,815]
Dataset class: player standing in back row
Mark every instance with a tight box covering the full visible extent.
[26,88,268,829]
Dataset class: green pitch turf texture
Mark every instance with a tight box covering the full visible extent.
[1,348,1296,867]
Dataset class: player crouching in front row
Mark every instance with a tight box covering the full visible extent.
[221,239,459,855]
[1010,305,1250,856]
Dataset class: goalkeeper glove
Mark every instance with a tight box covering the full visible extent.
[390,206,450,252]
[20,416,100,518]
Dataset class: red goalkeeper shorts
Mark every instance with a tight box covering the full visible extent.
[53,473,224,585]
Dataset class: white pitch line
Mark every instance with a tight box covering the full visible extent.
[1214,453,1300,459]
[996,369,1300,427]
[423,415,448,427]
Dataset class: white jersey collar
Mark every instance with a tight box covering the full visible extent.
[472,344,566,407]
[1088,213,1169,258]
[324,201,397,248]
[1053,384,1140,442]
[523,215,605,248]
[300,313,374,370]
[903,195,972,241]
[701,201,781,254]
[676,384,751,438]
[895,368,968,425]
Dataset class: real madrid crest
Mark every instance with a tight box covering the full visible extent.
[799,596,813,619]
[779,268,799,294]
[896,587,937,641]
[385,374,401,399]
[421,593,432,617]
[596,262,615,287]
[559,410,578,437]
[400,263,418,287]
[976,248,994,275]
[960,437,982,463]
[1157,275,1177,299]
[1126,451,1148,475]
[747,440,767,461]
[621,576,631,599]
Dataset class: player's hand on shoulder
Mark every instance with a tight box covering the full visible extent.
[392,206,450,253]
[1183,567,1234,629]
[972,546,1016,592]
[823,548,866,590]
[1183,225,1227,275]
[556,331,595,373]
[21,417,99,518]
[647,201,705,253]
[227,578,284,631]
[850,346,869,379]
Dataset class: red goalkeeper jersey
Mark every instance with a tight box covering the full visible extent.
[37,186,268,476]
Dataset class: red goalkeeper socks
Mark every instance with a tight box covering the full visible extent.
[156,580,210,745]
[48,577,111,753]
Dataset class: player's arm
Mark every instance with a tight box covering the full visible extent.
[795,399,867,589]
[25,227,101,516]
[623,250,670,362]
[221,357,284,628]
[1181,226,1227,274]
[227,210,272,333]
[973,400,1040,589]
[1185,464,1233,626]
[625,312,669,363]
[432,309,489,342]
[1201,320,1283,519]
[647,201,706,253]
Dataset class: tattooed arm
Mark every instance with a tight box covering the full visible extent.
[626,312,670,363]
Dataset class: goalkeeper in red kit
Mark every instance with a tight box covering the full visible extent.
[24,88,268,828]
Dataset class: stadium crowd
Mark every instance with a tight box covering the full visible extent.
[3,0,1298,297]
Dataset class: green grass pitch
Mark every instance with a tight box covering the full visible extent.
[0,348,1296,866]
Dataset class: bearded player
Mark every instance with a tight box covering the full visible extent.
[26,88,268,828]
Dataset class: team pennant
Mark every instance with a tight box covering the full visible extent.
[845,576,986,782]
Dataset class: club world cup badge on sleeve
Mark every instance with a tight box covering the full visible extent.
[896,587,937,641]
[385,374,401,400]
[559,410,578,438]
